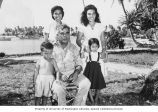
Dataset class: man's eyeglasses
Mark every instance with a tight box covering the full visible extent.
[59,32,70,36]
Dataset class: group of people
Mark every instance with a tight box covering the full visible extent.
[34,4,108,106]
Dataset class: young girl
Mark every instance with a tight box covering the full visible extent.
[34,41,60,106]
[83,38,106,105]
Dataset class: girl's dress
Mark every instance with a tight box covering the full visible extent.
[83,52,106,89]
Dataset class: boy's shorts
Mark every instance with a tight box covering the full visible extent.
[35,75,55,97]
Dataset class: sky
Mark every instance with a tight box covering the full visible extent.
[0,0,138,33]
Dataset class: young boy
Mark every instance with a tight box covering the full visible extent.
[34,41,60,105]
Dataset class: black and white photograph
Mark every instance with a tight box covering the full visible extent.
[0,0,158,111]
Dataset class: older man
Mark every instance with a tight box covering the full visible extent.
[52,24,91,106]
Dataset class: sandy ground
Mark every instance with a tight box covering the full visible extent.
[1,56,156,106]
[7,55,151,76]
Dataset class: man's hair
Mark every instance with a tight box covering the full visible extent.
[62,24,70,32]
[51,5,64,20]
[58,24,70,34]
[88,38,100,48]
[40,41,54,51]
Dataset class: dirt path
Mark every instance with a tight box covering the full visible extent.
[106,62,150,76]
[8,56,151,77]
[0,56,154,106]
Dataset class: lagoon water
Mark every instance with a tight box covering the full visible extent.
[0,39,44,55]
[0,36,79,55]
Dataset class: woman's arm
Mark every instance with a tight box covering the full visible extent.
[100,31,108,62]
[76,31,84,48]
[51,59,61,80]
[100,31,107,52]
[44,33,49,42]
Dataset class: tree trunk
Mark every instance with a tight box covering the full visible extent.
[121,1,142,46]
[153,0,157,8]
[0,0,3,8]
[140,70,158,101]
[82,0,85,8]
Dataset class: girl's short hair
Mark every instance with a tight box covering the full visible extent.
[81,4,101,26]
[88,38,100,48]
[51,5,64,20]
[40,41,54,51]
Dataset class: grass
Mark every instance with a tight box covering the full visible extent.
[0,51,158,106]
[0,62,157,106]
[108,52,158,67]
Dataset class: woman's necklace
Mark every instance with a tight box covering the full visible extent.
[89,22,95,30]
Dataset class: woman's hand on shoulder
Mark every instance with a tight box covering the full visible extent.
[100,52,108,63]
[100,52,105,58]
[80,51,85,59]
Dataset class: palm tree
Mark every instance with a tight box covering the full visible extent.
[113,0,158,46]
[136,0,158,44]
[112,0,142,45]
[0,0,3,8]
[82,0,85,8]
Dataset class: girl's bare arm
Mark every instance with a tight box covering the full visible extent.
[34,61,40,84]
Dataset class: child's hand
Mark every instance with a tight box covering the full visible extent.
[56,80,62,85]
[61,75,68,82]
[103,58,108,63]
[56,80,68,87]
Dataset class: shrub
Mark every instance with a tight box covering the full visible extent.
[106,29,120,49]
[0,52,5,57]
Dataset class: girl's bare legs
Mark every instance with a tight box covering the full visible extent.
[35,97,41,106]
[42,96,48,105]
[94,89,100,105]
[88,89,94,105]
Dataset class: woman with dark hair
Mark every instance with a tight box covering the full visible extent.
[77,4,107,57]
[44,5,65,44]
[81,4,101,26]
[77,5,108,105]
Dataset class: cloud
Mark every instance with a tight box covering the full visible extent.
[0,0,136,33]
[0,0,34,33]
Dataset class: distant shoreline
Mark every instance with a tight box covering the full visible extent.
[0,35,43,41]
[2,48,158,58]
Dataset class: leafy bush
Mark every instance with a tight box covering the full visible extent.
[108,52,158,66]
[0,52,5,57]
[106,29,121,49]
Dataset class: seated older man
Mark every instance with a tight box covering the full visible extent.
[52,24,91,106]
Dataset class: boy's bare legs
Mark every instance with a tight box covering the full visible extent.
[42,96,48,105]
[35,97,41,106]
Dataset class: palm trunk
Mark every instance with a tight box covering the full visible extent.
[153,0,157,8]
[82,0,85,8]
[0,0,3,8]
[121,1,142,45]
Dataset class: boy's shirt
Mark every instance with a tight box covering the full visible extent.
[36,57,55,76]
